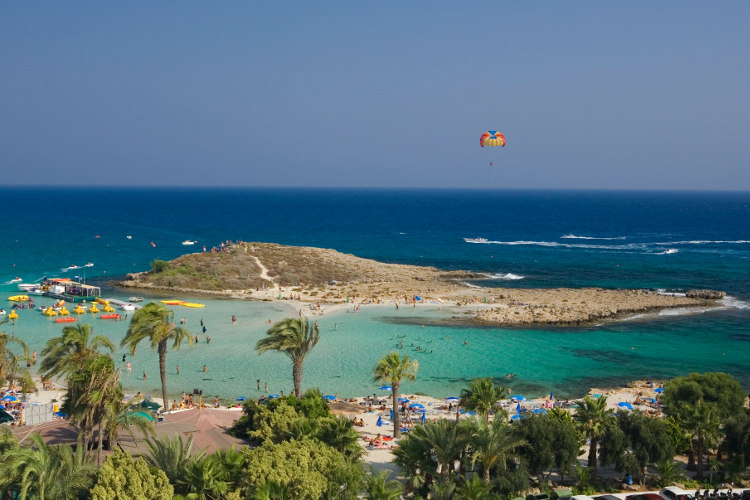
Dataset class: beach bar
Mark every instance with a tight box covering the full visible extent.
[43,278,101,302]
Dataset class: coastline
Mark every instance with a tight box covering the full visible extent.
[116,242,724,328]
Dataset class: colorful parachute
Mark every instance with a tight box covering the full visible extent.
[480,131,506,147]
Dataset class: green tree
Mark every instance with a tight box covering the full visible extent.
[0,331,32,394]
[317,415,363,460]
[460,377,508,423]
[39,323,114,380]
[372,351,418,438]
[393,430,436,494]
[144,434,205,493]
[662,372,745,421]
[410,419,469,481]
[362,469,403,500]
[183,454,231,500]
[456,474,496,499]
[516,413,578,485]
[0,433,96,500]
[122,302,193,409]
[575,395,614,468]
[685,401,722,480]
[256,318,320,398]
[469,417,525,483]
[238,438,362,499]
[90,449,173,500]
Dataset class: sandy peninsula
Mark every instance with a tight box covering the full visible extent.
[119,241,725,327]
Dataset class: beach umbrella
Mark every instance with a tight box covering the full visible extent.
[655,388,664,393]
[377,415,382,427]
[511,395,526,401]
[0,404,4,410]
[1,395,18,402]
[123,411,154,422]
[618,402,634,410]
[53,411,67,418]
[644,397,656,403]
[378,386,392,391]
[236,396,246,402]
[510,414,524,421]
[444,397,458,402]
[421,411,426,423]
[550,391,554,399]
[398,397,410,403]
[516,402,521,414]
[390,409,394,420]
[409,403,424,409]
[0,410,13,423]
[323,395,336,401]
[593,393,602,398]
[268,394,280,399]
[533,408,548,415]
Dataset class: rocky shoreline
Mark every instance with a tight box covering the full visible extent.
[119,241,724,327]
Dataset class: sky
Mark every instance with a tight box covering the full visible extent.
[1,3,749,190]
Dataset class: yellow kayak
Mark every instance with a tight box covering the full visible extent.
[161,300,185,305]
[8,295,29,302]
[181,302,205,308]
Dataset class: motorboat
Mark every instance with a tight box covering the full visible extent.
[7,278,22,284]
[0,309,5,316]
[128,296,144,302]
[181,240,197,245]
[17,283,36,292]
[120,303,136,312]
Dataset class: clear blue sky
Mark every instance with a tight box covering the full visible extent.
[2,3,749,190]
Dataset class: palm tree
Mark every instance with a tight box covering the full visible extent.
[256,318,319,398]
[372,351,418,438]
[0,433,96,500]
[363,468,403,500]
[460,378,507,423]
[144,434,205,493]
[685,401,721,480]
[318,416,363,460]
[411,419,470,481]
[40,323,114,380]
[468,418,526,482]
[122,302,193,408]
[575,395,614,468]
[0,331,30,387]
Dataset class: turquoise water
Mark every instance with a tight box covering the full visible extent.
[1,188,749,400]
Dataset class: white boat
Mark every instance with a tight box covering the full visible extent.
[120,303,136,312]
[181,240,197,246]
[126,235,132,239]
[7,278,22,284]
[17,284,36,292]
[0,310,5,317]
[128,296,144,302]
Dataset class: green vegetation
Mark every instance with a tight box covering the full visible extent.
[90,449,173,500]
[373,352,419,439]
[122,302,193,408]
[256,318,320,398]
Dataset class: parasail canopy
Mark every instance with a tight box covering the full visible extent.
[480,131,506,147]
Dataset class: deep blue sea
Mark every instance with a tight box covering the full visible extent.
[1,187,749,400]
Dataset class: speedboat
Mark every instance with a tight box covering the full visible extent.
[128,296,144,302]
[17,284,36,292]
[0,310,5,317]
[120,303,136,312]
[7,278,22,284]
[181,240,197,245]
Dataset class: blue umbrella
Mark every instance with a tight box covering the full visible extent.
[644,397,656,403]
[390,409,394,420]
[444,397,459,402]
[593,393,602,398]
[0,404,4,410]
[268,394,280,399]
[323,395,336,401]
[377,415,383,427]
[398,397,410,403]
[409,403,424,409]
[516,402,521,414]
[511,395,526,401]
[53,411,67,418]
[236,396,246,402]
[414,296,422,301]
[510,414,524,420]
[378,386,392,391]
[550,391,554,399]
[618,402,634,410]
[421,411,426,423]
[533,408,548,414]
[655,387,664,393]
[1,395,18,402]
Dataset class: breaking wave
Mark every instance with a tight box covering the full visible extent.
[561,234,627,240]
[484,273,525,280]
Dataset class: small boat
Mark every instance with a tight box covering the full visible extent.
[126,235,132,239]
[100,313,122,320]
[8,278,22,284]
[120,303,135,312]
[181,302,205,308]
[0,309,5,316]
[161,300,185,305]
[181,240,197,245]
[8,295,29,302]
[17,284,36,292]
[128,297,144,302]
[55,317,76,323]
[84,262,94,267]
